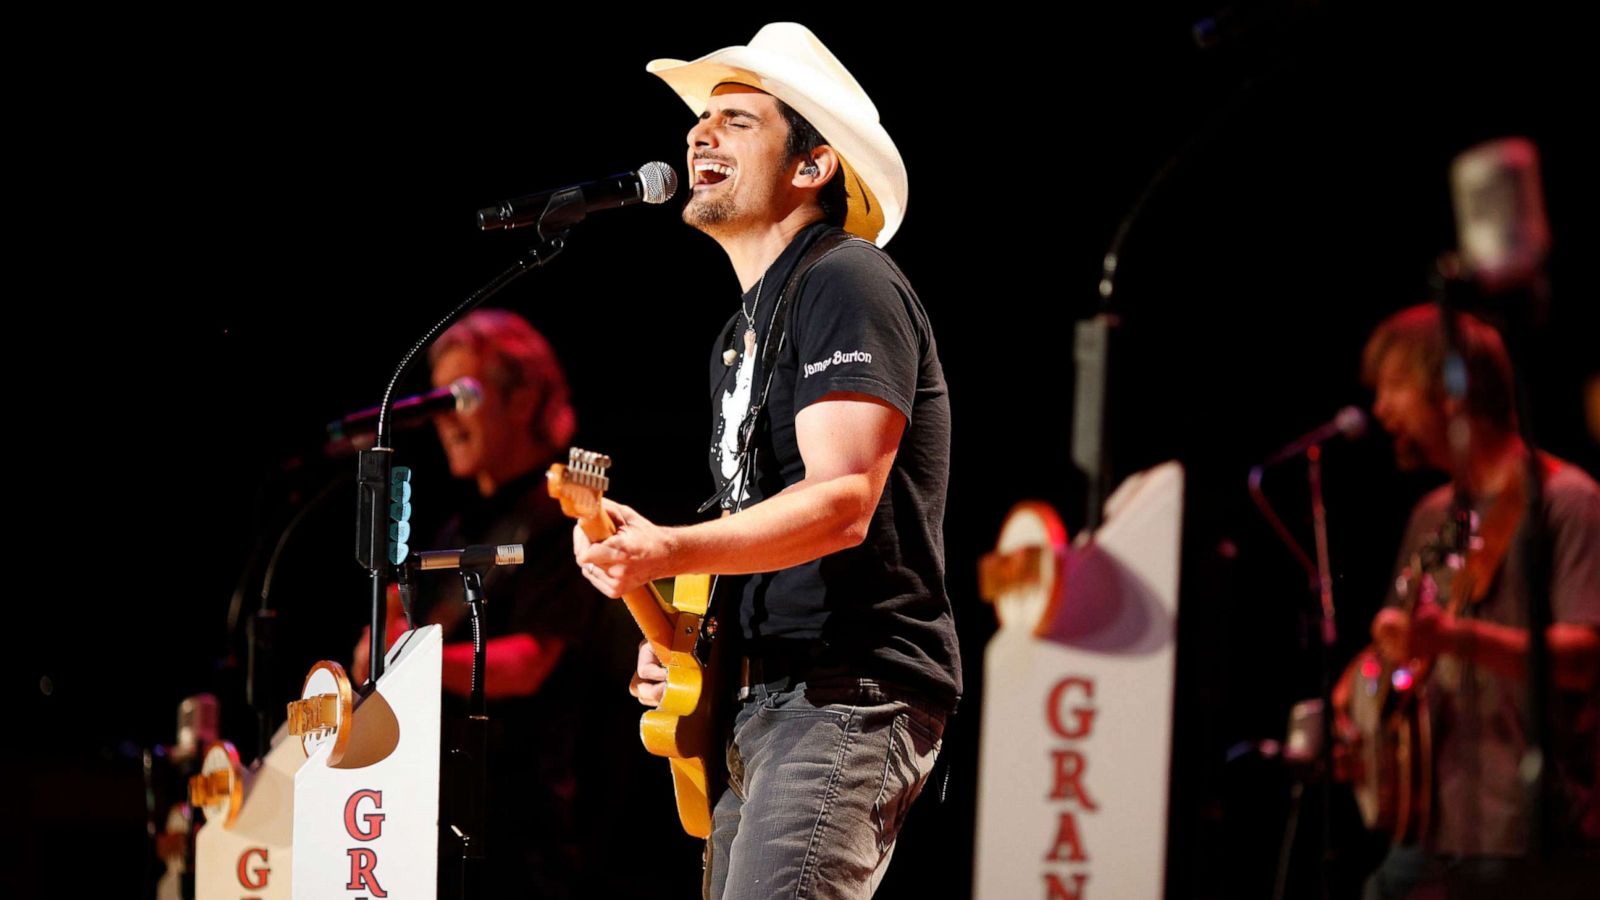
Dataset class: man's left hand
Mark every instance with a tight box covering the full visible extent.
[576,499,675,598]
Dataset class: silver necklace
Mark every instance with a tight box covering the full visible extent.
[724,272,765,366]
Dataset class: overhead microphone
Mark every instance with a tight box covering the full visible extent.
[1449,137,1550,295]
[1259,405,1368,467]
[477,162,678,237]
[325,377,482,454]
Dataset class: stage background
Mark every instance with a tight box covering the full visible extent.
[9,4,1594,897]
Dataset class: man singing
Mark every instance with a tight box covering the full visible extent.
[572,23,961,899]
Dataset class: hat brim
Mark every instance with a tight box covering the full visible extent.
[648,47,905,245]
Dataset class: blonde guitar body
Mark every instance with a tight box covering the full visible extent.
[639,572,719,839]
[547,449,721,838]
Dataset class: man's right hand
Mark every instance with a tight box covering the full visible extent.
[628,639,668,707]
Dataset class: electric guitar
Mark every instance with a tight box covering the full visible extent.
[546,447,722,838]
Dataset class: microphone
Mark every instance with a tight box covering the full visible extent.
[1449,137,1550,295]
[410,543,526,572]
[477,162,678,237]
[1260,405,1367,466]
[325,378,482,452]
[173,693,221,765]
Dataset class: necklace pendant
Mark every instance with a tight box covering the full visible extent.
[729,274,764,368]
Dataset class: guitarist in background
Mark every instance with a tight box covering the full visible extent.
[1359,304,1600,898]
[571,23,960,899]
[353,309,644,898]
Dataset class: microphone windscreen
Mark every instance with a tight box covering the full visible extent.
[1450,137,1549,292]
[639,161,678,204]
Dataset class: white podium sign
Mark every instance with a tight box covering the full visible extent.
[974,463,1184,900]
[292,625,442,899]
[195,727,299,899]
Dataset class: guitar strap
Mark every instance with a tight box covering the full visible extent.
[1451,453,1557,612]
[695,228,863,645]
[698,229,862,515]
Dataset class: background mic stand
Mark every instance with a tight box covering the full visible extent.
[356,232,566,689]
[1433,258,1559,878]
[448,567,491,900]
[1250,439,1342,900]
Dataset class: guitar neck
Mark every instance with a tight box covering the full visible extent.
[577,511,677,660]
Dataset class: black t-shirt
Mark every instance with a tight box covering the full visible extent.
[706,222,962,709]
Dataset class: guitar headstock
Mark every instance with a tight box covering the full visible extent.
[546,447,612,520]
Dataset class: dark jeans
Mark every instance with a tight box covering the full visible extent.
[704,677,946,900]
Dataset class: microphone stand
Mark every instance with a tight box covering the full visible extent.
[449,568,490,900]
[1249,443,1340,900]
[357,232,566,688]
[243,471,352,758]
[354,216,567,900]
[1078,70,1258,531]
[1077,62,1264,900]
[402,546,523,900]
[1433,263,1559,879]
[1305,443,1338,900]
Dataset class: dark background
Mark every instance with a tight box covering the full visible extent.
[9,3,1596,897]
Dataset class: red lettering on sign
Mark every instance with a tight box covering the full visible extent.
[1045,810,1089,863]
[344,789,385,841]
[1048,749,1099,811]
[236,847,269,889]
[1044,871,1088,900]
[346,847,388,897]
[1046,677,1096,740]
[1041,676,1097,895]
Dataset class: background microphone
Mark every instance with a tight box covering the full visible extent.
[1449,137,1550,295]
[410,543,525,572]
[325,377,482,453]
[477,162,678,234]
[1260,405,1367,466]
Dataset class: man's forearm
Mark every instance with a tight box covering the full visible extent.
[1445,619,1600,691]
[576,395,903,598]
[667,472,877,576]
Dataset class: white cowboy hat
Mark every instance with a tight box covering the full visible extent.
[647,22,907,246]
